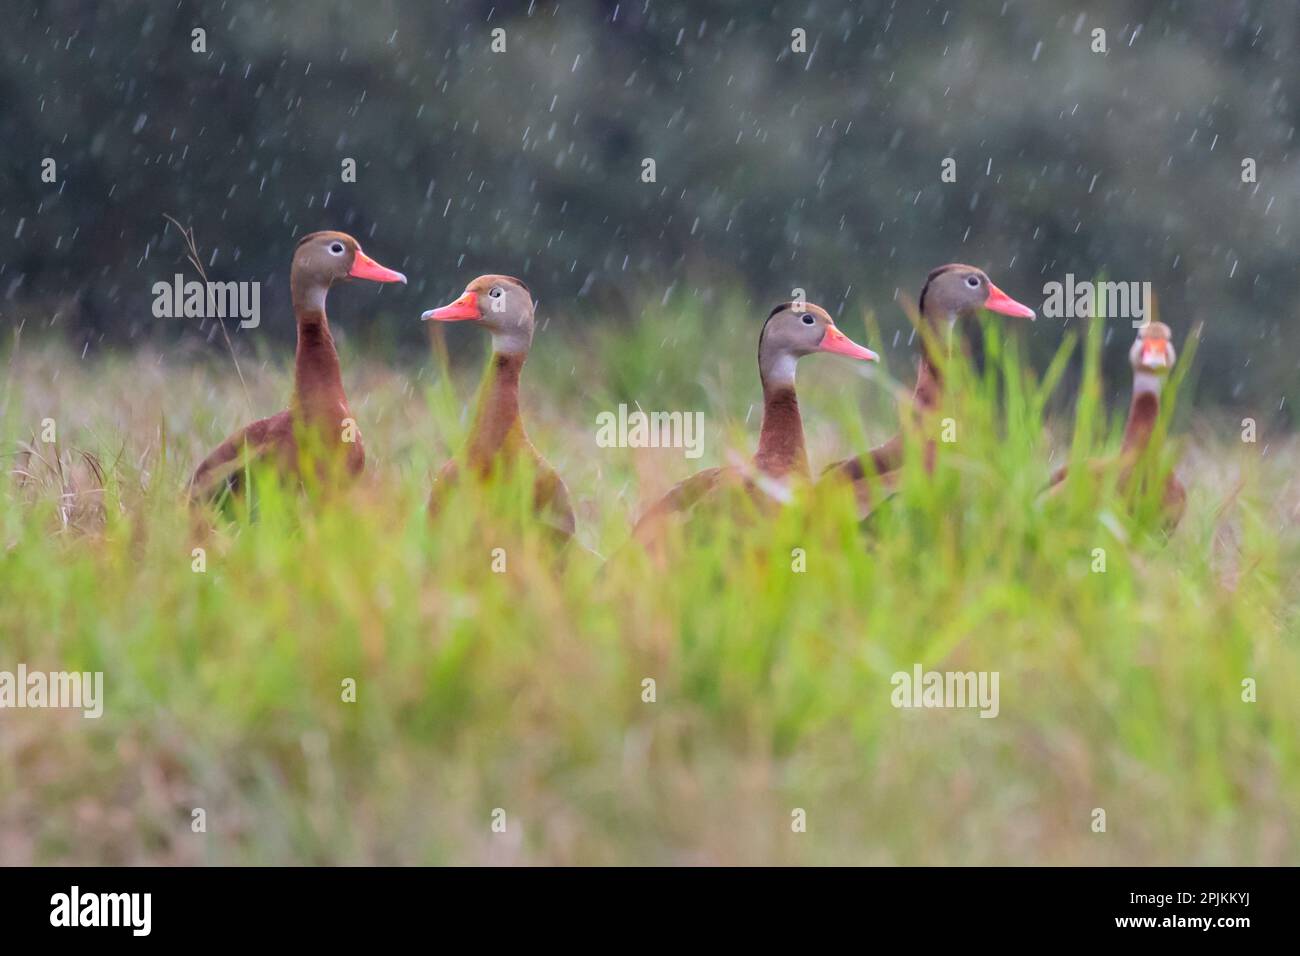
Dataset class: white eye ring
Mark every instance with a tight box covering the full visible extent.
[328,242,346,256]
[800,313,815,325]
[489,287,503,297]
[965,275,981,288]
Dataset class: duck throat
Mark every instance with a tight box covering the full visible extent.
[916,314,982,407]
[291,296,349,425]
[754,382,810,479]
[1122,374,1163,454]
[466,351,527,470]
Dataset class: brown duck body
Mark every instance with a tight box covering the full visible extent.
[631,381,809,537]
[188,232,404,501]
[423,275,575,539]
[825,358,941,483]
[189,315,364,497]
[1049,370,1185,529]
[1048,322,1185,530]
[429,350,575,538]
[822,264,1034,492]
[632,301,878,541]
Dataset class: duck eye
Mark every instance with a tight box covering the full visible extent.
[965,275,981,288]
[800,313,815,325]
[328,242,345,256]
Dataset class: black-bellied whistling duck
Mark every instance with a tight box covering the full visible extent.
[1048,321,1186,529]
[422,274,576,539]
[823,264,1035,484]
[188,231,407,501]
[632,301,878,541]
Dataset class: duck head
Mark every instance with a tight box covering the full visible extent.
[758,301,879,387]
[422,274,534,355]
[919,264,1035,323]
[293,231,407,292]
[1130,321,1176,376]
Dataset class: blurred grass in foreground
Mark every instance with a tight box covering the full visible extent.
[0,300,1297,865]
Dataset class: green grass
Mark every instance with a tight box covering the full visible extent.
[1,302,1297,865]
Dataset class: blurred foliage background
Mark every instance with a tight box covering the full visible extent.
[2,0,1297,421]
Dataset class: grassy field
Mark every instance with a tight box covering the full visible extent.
[1,301,1297,865]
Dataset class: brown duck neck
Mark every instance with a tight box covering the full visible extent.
[466,350,527,471]
[291,280,348,424]
[915,305,982,410]
[914,354,944,411]
[860,300,969,477]
[754,381,810,479]
[913,304,953,411]
[1122,375,1163,455]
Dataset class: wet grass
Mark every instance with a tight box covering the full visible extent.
[1,303,1297,864]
